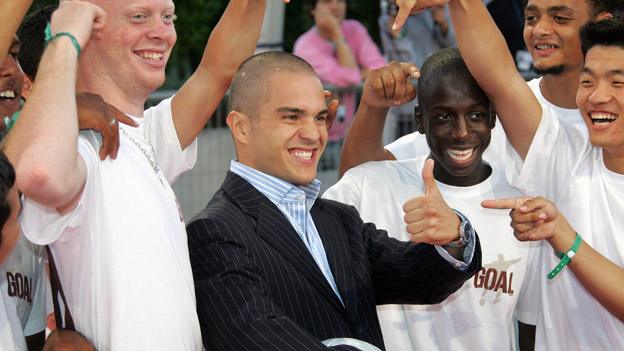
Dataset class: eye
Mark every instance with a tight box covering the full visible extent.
[283,115,298,121]
[580,79,594,87]
[525,15,537,24]
[553,15,572,24]
[315,114,328,122]
[467,111,486,121]
[434,113,452,122]
[162,13,177,25]
[130,12,149,23]
[613,81,624,88]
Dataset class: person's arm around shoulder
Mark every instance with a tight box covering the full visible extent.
[448,0,541,159]
[483,197,624,321]
[171,0,269,150]
[339,62,418,176]
[3,1,105,211]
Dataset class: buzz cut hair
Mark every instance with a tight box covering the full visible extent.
[580,19,624,56]
[228,51,318,116]
[417,48,482,108]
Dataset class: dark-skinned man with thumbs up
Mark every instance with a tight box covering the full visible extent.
[324,49,534,351]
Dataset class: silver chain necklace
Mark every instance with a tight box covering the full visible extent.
[120,127,160,174]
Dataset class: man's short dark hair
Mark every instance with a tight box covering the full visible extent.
[17,5,57,80]
[0,152,16,244]
[417,48,483,108]
[580,19,624,56]
[229,51,318,116]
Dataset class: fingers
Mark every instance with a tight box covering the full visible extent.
[421,159,441,197]
[109,103,137,127]
[481,196,532,210]
[393,0,418,32]
[98,114,115,161]
[326,98,340,129]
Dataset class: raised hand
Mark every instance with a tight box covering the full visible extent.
[76,92,138,160]
[51,0,106,50]
[393,0,451,31]
[481,196,574,242]
[403,159,461,245]
[361,61,419,108]
[324,90,340,129]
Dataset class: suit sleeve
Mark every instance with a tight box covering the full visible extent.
[339,204,481,305]
[187,216,360,351]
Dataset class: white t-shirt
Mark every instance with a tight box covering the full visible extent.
[384,77,584,163]
[20,98,202,350]
[323,156,533,351]
[0,234,48,351]
[506,104,624,350]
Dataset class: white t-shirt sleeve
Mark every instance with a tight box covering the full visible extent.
[505,106,589,198]
[143,97,197,184]
[21,138,97,245]
[322,169,363,208]
[385,132,430,160]
[23,251,48,336]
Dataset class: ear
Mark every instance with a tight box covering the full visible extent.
[594,11,613,21]
[487,104,497,129]
[414,106,425,134]
[20,75,33,100]
[226,111,251,145]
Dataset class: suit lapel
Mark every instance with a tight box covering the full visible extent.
[222,172,345,311]
[312,202,357,314]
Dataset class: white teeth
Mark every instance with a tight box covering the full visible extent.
[536,44,557,50]
[291,150,312,160]
[0,90,15,98]
[590,112,618,125]
[447,148,475,162]
[139,52,163,60]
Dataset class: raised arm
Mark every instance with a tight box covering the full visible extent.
[483,197,624,322]
[171,0,268,150]
[448,0,541,159]
[339,62,418,176]
[0,0,32,60]
[3,1,105,209]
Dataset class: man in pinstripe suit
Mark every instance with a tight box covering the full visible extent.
[187,51,482,351]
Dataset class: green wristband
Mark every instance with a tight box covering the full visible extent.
[547,232,582,280]
[44,23,81,57]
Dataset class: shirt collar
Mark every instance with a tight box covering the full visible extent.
[230,160,321,207]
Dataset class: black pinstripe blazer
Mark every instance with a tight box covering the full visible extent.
[187,172,481,351]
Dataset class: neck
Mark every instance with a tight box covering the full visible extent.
[540,69,581,109]
[76,63,149,117]
[432,160,492,187]
[603,147,624,174]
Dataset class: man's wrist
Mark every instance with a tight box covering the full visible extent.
[445,210,471,248]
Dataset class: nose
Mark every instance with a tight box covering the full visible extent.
[588,82,613,105]
[533,17,553,37]
[0,55,20,79]
[147,18,176,42]
[299,120,322,143]
[452,117,470,141]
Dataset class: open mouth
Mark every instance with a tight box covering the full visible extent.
[589,112,618,126]
[534,44,559,56]
[0,89,16,100]
[446,148,477,163]
[134,50,165,66]
[289,149,314,161]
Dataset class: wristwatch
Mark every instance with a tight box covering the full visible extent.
[446,210,472,248]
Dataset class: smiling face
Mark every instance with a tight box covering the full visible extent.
[0,37,24,118]
[523,0,590,75]
[576,45,624,159]
[240,71,330,185]
[83,0,177,97]
[418,75,494,186]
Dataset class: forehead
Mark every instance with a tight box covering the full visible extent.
[92,0,175,12]
[584,45,624,73]
[262,71,325,111]
[422,75,488,109]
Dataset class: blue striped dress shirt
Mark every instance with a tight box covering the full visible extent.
[230,161,344,304]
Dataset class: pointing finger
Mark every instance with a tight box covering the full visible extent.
[481,196,532,210]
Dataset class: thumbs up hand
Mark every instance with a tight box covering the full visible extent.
[403,159,461,245]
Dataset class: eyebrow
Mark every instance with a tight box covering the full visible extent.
[525,4,574,13]
[582,67,624,76]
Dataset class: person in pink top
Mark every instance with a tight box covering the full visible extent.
[294,0,386,143]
